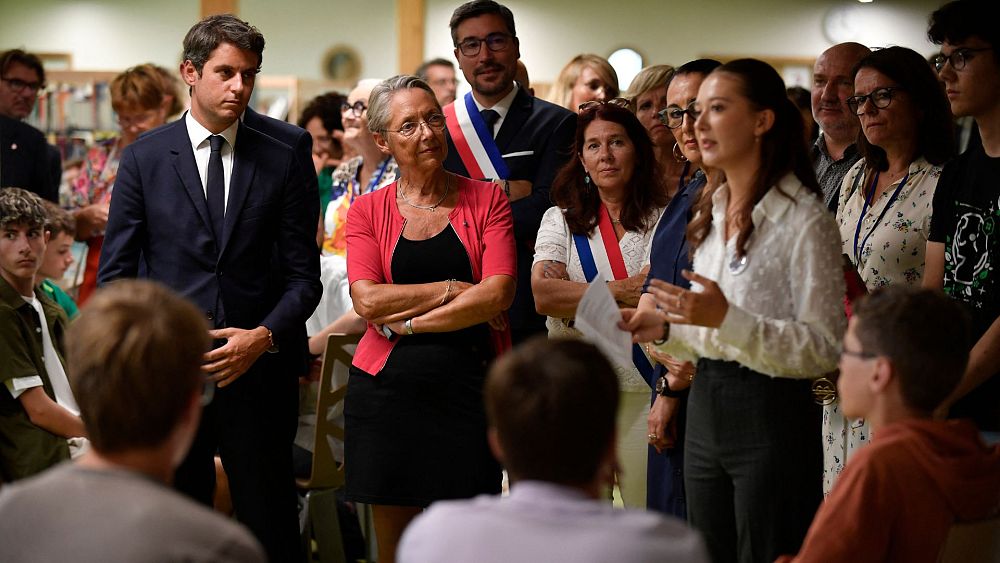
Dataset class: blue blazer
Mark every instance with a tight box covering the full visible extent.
[98,116,321,369]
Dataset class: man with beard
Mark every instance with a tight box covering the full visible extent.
[443,0,576,343]
[810,42,871,211]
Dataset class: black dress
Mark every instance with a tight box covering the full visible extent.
[343,225,501,506]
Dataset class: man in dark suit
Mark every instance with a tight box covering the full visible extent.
[0,49,61,202]
[443,0,576,343]
[97,15,321,562]
[0,114,52,196]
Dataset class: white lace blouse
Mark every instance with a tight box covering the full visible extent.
[658,174,846,379]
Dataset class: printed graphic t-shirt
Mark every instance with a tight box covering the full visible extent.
[929,143,1000,431]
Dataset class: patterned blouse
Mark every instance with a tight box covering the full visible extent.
[321,155,398,257]
[823,156,941,495]
[836,156,942,288]
[64,138,121,210]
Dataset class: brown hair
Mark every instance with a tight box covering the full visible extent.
[109,64,171,113]
[41,200,75,238]
[851,46,955,187]
[485,337,618,485]
[67,280,210,453]
[686,59,820,259]
[0,49,45,85]
[551,102,668,234]
[852,286,970,414]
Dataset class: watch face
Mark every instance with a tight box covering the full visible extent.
[655,376,666,394]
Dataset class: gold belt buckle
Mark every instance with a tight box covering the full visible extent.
[811,377,837,405]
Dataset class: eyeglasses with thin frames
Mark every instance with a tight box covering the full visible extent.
[1,77,43,94]
[456,33,514,58]
[932,47,992,72]
[341,100,367,117]
[846,86,904,115]
[383,113,447,137]
[658,103,700,129]
[578,97,630,113]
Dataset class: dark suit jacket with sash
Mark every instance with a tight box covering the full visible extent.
[97,116,321,373]
[443,87,576,333]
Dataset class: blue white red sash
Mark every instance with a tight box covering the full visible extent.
[572,204,657,387]
[443,92,510,180]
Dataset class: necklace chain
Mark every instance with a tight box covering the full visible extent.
[399,176,451,211]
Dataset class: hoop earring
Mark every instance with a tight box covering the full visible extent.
[672,142,688,163]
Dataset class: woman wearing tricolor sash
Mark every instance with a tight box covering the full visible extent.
[531,99,668,508]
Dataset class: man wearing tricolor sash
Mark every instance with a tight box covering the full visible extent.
[444,0,576,343]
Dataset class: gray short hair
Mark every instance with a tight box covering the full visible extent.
[182,14,265,74]
[367,75,439,134]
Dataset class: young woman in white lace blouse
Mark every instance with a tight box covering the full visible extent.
[532,99,667,508]
[824,46,956,494]
[624,59,845,563]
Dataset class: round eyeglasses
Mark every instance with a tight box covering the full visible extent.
[931,47,992,72]
[341,100,367,117]
[384,113,447,137]
[846,87,904,115]
[456,33,513,58]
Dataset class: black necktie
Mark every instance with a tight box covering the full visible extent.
[480,109,500,137]
[206,134,225,244]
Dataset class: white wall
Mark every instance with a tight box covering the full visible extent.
[0,0,944,82]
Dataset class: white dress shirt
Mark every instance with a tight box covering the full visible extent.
[399,481,709,563]
[185,111,238,211]
[659,174,846,379]
[470,83,520,138]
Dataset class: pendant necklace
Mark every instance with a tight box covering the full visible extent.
[400,176,451,211]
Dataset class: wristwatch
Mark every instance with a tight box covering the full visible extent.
[655,375,684,398]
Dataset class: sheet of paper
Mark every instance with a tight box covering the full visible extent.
[573,279,633,368]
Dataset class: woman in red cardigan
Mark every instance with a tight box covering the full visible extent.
[344,75,516,563]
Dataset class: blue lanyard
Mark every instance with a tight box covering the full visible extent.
[351,157,392,201]
[852,169,910,265]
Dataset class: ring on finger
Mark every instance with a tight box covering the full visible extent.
[647,433,657,441]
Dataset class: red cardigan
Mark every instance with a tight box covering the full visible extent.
[346,175,516,374]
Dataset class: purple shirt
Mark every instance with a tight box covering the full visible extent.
[399,481,709,563]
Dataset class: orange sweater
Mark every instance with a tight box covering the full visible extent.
[778,418,1000,563]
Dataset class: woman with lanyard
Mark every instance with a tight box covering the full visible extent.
[322,79,399,257]
[824,46,955,493]
[623,59,845,563]
[532,98,668,508]
[635,58,722,518]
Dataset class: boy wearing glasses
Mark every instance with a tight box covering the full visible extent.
[924,0,1000,441]
[444,0,576,344]
[777,286,1000,562]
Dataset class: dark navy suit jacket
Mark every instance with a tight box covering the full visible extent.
[0,115,55,201]
[97,116,321,372]
[443,86,576,332]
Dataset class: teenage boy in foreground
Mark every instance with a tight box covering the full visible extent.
[778,286,1000,562]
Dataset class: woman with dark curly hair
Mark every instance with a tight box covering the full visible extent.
[531,98,668,508]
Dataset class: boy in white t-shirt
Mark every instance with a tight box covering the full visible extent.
[0,187,86,482]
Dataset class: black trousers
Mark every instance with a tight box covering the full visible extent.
[684,359,822,563]
[174,354,300,563]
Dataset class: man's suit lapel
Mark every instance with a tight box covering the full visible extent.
[170,121,214,240]
[494,87,532,153]
[221,121,256,255]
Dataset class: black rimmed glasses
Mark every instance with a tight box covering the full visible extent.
[846,87,904,115]
[932,47,992,72]
[578,97,630,113]
[341,100,367,117]
[658,103,700,129]
[456,33,513,57]
[1,77,43,94]
[384,113,447,137]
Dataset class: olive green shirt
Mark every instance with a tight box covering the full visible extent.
[0,276,70,482]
